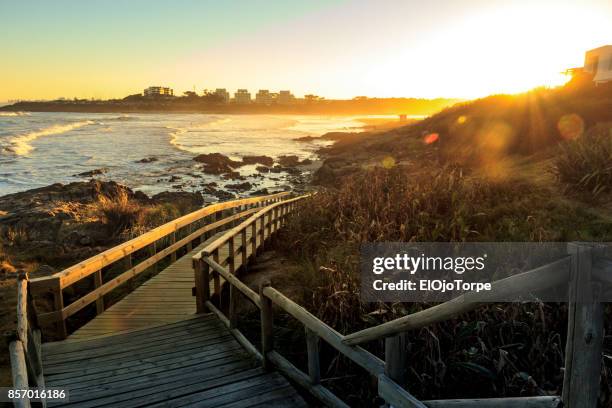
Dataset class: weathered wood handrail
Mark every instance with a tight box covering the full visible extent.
[7,274,46,408]
[30,192,289,339]
[342,256,572,346]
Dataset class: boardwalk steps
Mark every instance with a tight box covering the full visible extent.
[43,315,307,407]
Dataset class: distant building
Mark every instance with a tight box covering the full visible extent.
[277,90,295,105]
[584,45,612,84]
[255,89,273,105]
[214,88,230,104]
[144,86,173,97]
[233,89,252,104]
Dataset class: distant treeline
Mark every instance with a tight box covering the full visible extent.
[0,96,461,116]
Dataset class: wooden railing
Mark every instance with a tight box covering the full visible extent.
[192,195,308,315]
[195,222,610,408]
[7,273,45,408]
[29,192,289,339]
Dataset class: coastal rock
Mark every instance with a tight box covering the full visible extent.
[225,182,252,192]
[211,190,235,201]
[221,171,245,181]
[137,157,158,163]
[277,155,312,167]
[151,191,204,210]
[241,155,274,166]
[277,155,301,167]
[250,188,269,196]
[73,168,108,177]
[193,153,240,174]
[0,180,203,264]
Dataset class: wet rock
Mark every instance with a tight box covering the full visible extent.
[151,191,204,209]
[241,155,274,166]
[277,155,301,167]
[250,188,269,196]
[137,157,158,163]
[225,182,252,192]
[221,171,245,181]
[193,153,240,174]
[212,190,235,201]
[73,168,108,177]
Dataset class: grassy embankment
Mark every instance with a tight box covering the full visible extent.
[264,78,612,405]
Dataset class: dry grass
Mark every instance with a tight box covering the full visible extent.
[554,123,612,197]
[94,190,144,236]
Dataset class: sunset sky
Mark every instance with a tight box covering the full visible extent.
[1,0,611,102]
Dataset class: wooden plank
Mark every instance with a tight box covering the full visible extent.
[343,257,572,346]
[421,397,562,407]
[64,367,267,408]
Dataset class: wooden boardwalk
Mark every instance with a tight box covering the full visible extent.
[70,228,262,339]
[42,315,307,407]
[12,195,313,408]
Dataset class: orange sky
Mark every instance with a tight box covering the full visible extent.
[1,0,611,101]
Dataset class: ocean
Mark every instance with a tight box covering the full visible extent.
[0,112,381,198]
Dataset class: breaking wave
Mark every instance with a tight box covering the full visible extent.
[5,120,95,155]
[0,111,31,117]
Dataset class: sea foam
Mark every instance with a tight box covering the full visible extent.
[7,120,94,155]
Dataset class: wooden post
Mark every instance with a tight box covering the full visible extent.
[251,222,257,259]
[9,341,31,408]
[51,278,67,339]
[260,280,274,370]
[228,236,238,328]
[241,228,248,268]
[266,212,272,240]
[259,216,266,252]
[126,253,134,290]
[193,258,210,313]
[305,327,321,385]
[563,244,603,408]
[170,232,177,262]
[213,250,221,297]
[385,333,408,388]
[94,269,104,315]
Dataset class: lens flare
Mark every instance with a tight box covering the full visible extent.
[382,156,396,168]
[423,133,439,144]
[557,114,584,140]
[457,115,467,124]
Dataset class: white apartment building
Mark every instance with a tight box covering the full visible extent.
[277,90,295,105]
[144,86,173,97]
[584,45,612,84]
[233,89,252,104]
[255,89,273,105]
[214,88,230,103]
